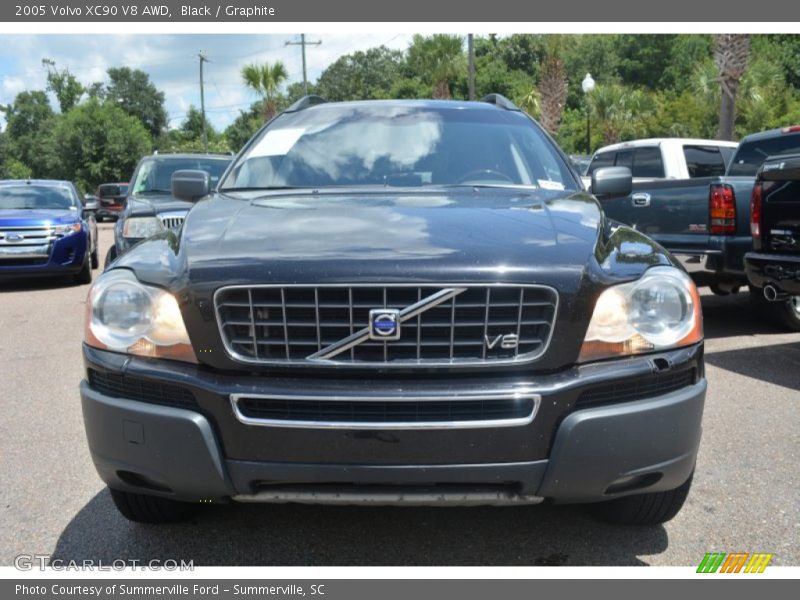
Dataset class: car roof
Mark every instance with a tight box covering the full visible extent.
[595,138,739,153]
[739,126,800,144]
[299,98,517,112]
[0,179,74,187]
[144,153,233,161]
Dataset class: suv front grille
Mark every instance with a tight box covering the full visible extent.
[158,215,185,230]
[214,284,558,367]
[231,393,539,429]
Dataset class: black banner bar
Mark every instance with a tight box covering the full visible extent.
[3,0,800,22]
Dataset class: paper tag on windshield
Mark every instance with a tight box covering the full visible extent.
[538,179,566,191]
[248,128,305,158]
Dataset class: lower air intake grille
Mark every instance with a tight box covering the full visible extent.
[233,396,537,428]
[576,369,697,408]
[87,369,198,410]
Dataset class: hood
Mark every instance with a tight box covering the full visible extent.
[127,193,193,216]
[0,208,79,226]
[179,189,604,288]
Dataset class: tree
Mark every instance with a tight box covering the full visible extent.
[537,39,568,135]
[241,61,289,120]
[224,102,263,152]
[407,34,466,99]
[44,98,151,191]
[315,46,404,101]
[589,84,652,145]
[105,67,167,138]
[0,90,55,176]
[41,58,84,112]
[713,34,751,141]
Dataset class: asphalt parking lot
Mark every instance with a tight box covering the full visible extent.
[1,222,798,567]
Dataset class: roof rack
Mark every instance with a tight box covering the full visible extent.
[479,94,521,111]
[285,95,328,113]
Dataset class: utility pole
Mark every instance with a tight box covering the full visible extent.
[467,34,475,101]
[285,34,321,95]
[198,51,209,153]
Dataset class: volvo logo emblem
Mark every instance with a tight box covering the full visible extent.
[369,308,401,340]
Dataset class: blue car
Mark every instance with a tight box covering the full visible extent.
[0,179,99,284]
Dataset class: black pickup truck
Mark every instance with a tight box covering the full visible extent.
[590,127,800,329]
[80,96,706,527]
[745,154,800,329]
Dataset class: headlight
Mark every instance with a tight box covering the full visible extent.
[84,269,197,363]
[53,223,82,236]
[578,266,703,362]
[123,216,163,239]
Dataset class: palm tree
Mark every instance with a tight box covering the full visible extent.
[713,34,750,141]
[589,84,651,145]
[241,61,289,121]
[408,35,466,99]
[536,43,568,135]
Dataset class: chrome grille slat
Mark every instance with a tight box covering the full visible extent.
[214,284,558,367]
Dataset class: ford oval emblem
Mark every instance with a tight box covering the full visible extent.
[6,233,24,242]
[368,308,401,341]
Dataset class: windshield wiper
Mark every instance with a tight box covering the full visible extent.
[136,189,172,194]
[220,186,308,192]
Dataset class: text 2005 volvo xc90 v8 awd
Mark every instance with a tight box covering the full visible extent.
[80,95,706,525]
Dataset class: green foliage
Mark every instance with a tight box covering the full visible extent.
[241,61,289,119]
[42,58,84,113]
[1,90,55,176]
[407,34,466,98]
[105,67,167,138]
[44,98,152,191]
[224,103,264,153]
[315,46,404,101]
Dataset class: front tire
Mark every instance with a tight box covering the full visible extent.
[109,488,193,524]
[104,245,117,270]
[75,254,92,285]
[588,472,693,526]
[90,247,99,270]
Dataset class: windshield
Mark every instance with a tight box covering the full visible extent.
[727,132,800,176]
[0,185,76,210]
[132,157,230,195]
[222,104,578,192]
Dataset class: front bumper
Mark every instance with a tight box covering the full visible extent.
[80,345,705,505]
[745,251,800,296]
[0,233,88,277]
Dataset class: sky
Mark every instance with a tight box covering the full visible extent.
[0,33,414,131]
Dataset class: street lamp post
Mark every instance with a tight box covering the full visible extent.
[582,73,596,155]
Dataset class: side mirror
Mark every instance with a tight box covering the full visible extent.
[82,200,99,217]
[172,170,210,202]
[591,166,633,197]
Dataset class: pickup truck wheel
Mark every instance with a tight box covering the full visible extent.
[776,296,800,331]
[588,472,693,526]
[109,488,193,523]
[749,286,800,331]
[74,254,92,285]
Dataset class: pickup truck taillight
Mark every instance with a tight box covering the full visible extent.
[750,182,763,240]
[709,184,736,235]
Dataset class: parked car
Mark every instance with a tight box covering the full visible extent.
[585,138,738,183]
[81,95,705,526]
[587,129,800,309]
[105,153,232,267]
[0,179,98,283]
[95,182,129,222]
[745,154,800,330]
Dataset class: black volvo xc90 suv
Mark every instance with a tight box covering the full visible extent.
[80,95,706,525]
